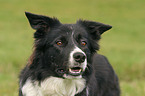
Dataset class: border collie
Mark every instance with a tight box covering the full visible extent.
[19,12,120,96]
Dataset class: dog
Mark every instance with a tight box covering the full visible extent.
[19,12,120,96]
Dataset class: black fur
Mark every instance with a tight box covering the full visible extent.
[19,12,120,96]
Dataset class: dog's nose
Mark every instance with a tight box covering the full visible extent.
[73,52,86,63]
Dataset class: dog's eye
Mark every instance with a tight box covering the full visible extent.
[56,41,63,46]
[81,41,87,46]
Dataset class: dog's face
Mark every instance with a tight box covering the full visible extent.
[25,12,112,79]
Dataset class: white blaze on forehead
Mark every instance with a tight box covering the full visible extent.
[69,27,87,71]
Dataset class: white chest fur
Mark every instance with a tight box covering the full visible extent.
[22,77,86,96]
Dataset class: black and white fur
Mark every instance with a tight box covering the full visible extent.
[19,12,120,96]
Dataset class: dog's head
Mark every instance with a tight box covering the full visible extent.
[25,12,112,79]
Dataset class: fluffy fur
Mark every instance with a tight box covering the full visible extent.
[19,12,120,96]
[22,77,86,96]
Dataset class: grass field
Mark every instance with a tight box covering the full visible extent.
[0,0,145,96]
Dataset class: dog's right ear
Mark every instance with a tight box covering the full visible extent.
[25,12,61,30]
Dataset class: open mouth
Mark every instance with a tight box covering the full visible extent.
[69,67,82,76]
[56,67,83,77]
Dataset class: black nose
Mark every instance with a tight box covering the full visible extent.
[73,52,86,63]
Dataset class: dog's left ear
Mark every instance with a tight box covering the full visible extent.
[78,20,112,40]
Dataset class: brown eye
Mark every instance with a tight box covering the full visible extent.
[56,41,63,46]
[81,41,87,46]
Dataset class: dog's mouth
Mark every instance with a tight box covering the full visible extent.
[56,67,83,77]
[69,67,82,74]
[68,67,82,76]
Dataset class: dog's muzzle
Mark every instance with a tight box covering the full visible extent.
[57,47,87,78]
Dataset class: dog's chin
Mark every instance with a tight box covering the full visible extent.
[63,74,82,79]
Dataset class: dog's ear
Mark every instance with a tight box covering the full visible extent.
[78,20,112,40]
[25,12,60,30]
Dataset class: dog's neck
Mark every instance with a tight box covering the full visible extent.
[22,76,86,96]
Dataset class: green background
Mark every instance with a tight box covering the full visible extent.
[0,0,145,96]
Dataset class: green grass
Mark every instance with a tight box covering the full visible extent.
[0,0,145,96]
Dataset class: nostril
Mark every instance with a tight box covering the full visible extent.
[75,55,81,60]
[73,52,86,63]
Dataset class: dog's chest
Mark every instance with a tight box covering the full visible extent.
[22,77,86,96]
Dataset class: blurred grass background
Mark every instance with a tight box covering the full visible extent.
[0,0,145,96]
